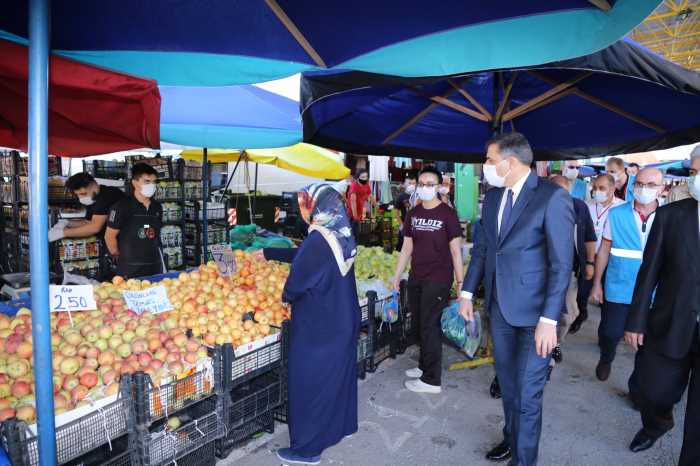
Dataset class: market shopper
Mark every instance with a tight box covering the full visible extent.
[256,183,360,465]
[590,168,663,383]
[460,133,574,465]
[569,174,624,334]
[623,153,700,463]
[562,159,589,200]
[391,167,463,394]
[549,176,596,369]
[606,157,636,202]
[347,168,375,239]
[627,162,641,177]
[104,163,164,279]
[394,173,417,251]
[438,174,454,207]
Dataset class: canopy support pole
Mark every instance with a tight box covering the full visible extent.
[587,0,612,11]
[252,163,258,222]
[412,87,489,121]
[447,79,492,120]
[28,0,58,464]
[491,72,503,135]
[493,72,518,128]
[264,0,327,67]
[220,152,244,204]
[202,147,208,263]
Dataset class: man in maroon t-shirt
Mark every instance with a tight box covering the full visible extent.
[392,167,463,394]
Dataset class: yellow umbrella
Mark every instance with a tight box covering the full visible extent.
[180,143,349,180]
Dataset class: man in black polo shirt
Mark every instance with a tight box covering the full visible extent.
[105,163,164,278]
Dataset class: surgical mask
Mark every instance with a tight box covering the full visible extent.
[689,175,700,201]
[438,186,449,195]
[592,190,609,204]
[140,183,157,198]
[609,172,621,183]
[634,186,659,205]
[483,161,508,188]
[563,167,578,180]
[417,186,436,201]
[405,183,416,194]
[78,195,96,206]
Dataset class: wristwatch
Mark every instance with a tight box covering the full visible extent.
[586,261,595,266]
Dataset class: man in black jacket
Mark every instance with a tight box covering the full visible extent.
[624,151,700,465]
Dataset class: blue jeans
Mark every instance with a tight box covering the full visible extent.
[598,301,631,364]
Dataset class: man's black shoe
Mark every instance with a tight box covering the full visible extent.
[552,345,563,364]
[596,361,611,381]
[489,376,501,399]
[629,429,658,453]
[485,440,512,462]
[568,311,587,334]
[546,365,553,382]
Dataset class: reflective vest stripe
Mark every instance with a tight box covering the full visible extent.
[610,248,643,260]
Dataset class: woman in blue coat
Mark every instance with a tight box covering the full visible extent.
[258,183,360,464]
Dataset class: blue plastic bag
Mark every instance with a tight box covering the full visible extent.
[379,292,399,324]
[441,302,482,358]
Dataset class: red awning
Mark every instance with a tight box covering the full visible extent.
[0,39,160,157]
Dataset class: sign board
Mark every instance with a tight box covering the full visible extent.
[49,285,97,312]
[208,244,237,277]
[122,286,173,315]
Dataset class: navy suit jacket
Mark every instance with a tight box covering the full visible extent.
[463,171,574,327]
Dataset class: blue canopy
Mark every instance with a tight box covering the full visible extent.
[159,85,301,149]
[0,1,659,85]
[301,39,700,162]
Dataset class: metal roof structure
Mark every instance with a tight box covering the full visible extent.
[630,0,700,72]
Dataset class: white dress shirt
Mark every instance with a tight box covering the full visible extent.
[461,171,556,325]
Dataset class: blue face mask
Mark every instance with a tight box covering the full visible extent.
[689,175,700,201]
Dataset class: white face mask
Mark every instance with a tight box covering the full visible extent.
[563,167,578,180]
[592,190,609,204]
[689,175,700,201]
[140,183,157,198]
[405,183,416,194]
[609,172,621,183]
[633,186,659,205]
[417,186,437,202]
[438,186,449,195]
[483,160,509,188]
[78,195,96,206]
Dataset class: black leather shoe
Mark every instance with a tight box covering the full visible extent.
[596,361,611,381]
[485,440,512,462]
[546,365,554,382]
[552,345,563,364]
[629,429,658,453]
[489,376,501,399]
[568,311,588,334]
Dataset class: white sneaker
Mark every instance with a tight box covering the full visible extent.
[405,379,441,394]
[405,367,423,378]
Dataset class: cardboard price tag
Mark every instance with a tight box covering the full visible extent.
[208,244,237,277]
[122,286,173,315]
[49,285,97,312]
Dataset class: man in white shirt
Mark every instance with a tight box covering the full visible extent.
[570,174,624,334]
[591,168,664,383]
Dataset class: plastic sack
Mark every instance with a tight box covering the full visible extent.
[62,271,98,285]
[357,279,391,303]
[379,292,399,324]
[441,302,482,359]
[229,224,257,245]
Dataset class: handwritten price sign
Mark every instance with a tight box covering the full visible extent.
[49,285,97,312]
[208,244,237,277]
[122,286,173,315]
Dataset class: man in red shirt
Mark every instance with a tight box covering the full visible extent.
[347,169,375,238]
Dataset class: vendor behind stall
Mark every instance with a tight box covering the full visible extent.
[104,163,163,279]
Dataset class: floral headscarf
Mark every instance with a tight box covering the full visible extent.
[298,183,357,276]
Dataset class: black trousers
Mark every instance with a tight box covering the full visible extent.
[639,325,700,466]
[407,280,451,386]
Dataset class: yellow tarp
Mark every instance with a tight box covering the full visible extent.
[180,143,349,180]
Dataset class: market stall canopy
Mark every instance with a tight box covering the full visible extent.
[300,38,700,162]
[159,85,301,150]
[0,39,160,156]
[180,144,350,180]
[0,1,659,85]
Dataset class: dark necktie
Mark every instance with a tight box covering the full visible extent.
[499,189,513,240]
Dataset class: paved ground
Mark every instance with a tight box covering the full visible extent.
[221,305,686,466]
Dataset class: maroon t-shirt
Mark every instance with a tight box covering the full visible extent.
[404,203,462,285]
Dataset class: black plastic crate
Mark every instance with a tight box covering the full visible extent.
[357,331,371,380]
[169,440,216,466]
[398,280,416,351]
[220,323,287,390]
[216,411,274,459]
[135,396,222,466]
[63,434,134,466]
[1,376,134,466]
[216,370,285,458]
[125,155,174,180]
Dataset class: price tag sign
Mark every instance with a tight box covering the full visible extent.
[122,286,173,315]
[208,244,237,277]
[50,285,97,312]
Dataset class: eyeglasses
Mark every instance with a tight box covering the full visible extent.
[634,182,661,189]
[565,166,579,170]
[418,183,438,188]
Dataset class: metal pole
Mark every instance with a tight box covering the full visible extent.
[202,148,209,262]
[28,0,57,464]
[252,163,258,221]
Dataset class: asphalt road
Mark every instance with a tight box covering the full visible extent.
[223,305,686,466]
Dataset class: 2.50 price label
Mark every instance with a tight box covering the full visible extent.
[49,285,97,312]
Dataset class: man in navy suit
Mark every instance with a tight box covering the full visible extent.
[460,133,574,465]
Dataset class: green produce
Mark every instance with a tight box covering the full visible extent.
[354,246,401,289]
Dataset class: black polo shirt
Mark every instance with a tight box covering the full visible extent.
[85,185,126,238]
[107,196,163,278]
